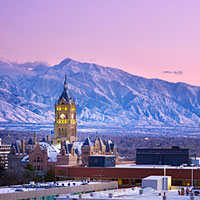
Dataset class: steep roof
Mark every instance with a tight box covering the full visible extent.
[15,140,22,154]
[106,140,115,152]
[98,136,104,146]
[74,141,82,156]
[39,142,60,162]
[58,74,73,104]
[83,137,93,146]
[21,142,60,163]
[63,142,73,154]
[27,137,34,145]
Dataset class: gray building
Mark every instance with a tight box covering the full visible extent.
[136,146,190,166]
[88,155,116,167]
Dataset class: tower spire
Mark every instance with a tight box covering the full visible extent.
[64,74,68,91]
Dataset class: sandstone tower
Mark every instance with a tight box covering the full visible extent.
[53,75,77,144]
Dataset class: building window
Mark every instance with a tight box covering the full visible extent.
[37,157,40,162]
[58,128,61,137]
[34,156,42,163]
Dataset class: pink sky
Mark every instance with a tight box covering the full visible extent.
[1,0,200,86]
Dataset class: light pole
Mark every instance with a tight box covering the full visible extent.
[163,165,167,199]
[191,164,195,188]
[163,165,166,191]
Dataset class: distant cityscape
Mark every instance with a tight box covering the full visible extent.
[0,74,200,200]
[2,0,200,198]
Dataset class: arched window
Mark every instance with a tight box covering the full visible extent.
[34,155,42,163]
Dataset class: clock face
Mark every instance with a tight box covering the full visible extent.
[60,114,66,119]
[71,113,74,119]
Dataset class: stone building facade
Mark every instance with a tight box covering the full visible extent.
[81,136,118,166]
[28,139,79,173]
[53,75,77,144]
[8,75,118,172]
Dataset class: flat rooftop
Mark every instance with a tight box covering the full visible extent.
[0,180,100,194]
[115,164,199,169]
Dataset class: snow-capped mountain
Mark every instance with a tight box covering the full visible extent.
[1,58,200,127]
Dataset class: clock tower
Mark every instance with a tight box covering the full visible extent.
[53,75,77,144]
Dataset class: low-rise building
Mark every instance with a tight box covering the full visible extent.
[0,138,11,168]
[0,180,118,200]
[55,164,200,188]
[88,155,116,167]
[136,146,190,166]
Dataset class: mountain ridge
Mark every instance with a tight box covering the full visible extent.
[0,58,200,128]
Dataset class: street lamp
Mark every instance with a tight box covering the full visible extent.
[163,165,166,191]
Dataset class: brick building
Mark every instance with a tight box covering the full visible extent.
[55,164,200,187]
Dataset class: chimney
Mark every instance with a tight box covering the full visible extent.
[47,135,50,142]
[11,146,16,155]
[21,140,25,155]
[60,140,66,155]
[71,145,75,156]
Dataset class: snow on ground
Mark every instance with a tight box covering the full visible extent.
[71,187,196,200]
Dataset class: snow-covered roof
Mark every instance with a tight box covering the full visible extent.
[98,136,104,146]
[143,176,171,180]
[22,142,60,163]
[22,141,83,163]
[21,155,29,163]
[0,181,101,194]
[39,142,60,162]
[73,141,82,156]
[115,164,199,169]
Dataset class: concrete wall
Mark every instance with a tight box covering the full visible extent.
[142,176,172,191]
[0,181,118,200]
[142,178,162,190]
[162,176,172,190]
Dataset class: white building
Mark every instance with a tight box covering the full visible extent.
[142,176,171,191]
